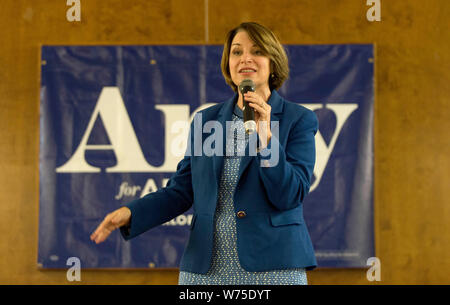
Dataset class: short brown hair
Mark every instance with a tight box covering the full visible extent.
[221,22,289,92]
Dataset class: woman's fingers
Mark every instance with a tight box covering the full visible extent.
[90,207,131,244]
[244,92,271,121]
[90,216,114,244]
[248,102,265,116]
[244,92,272,144]
[90,214,117,244]
[91,226,112,244]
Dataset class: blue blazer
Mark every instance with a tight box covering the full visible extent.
[121,90,318,273]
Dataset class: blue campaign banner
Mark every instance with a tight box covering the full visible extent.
[39,45,374,269]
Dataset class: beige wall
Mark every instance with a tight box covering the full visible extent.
[0,0,449,284]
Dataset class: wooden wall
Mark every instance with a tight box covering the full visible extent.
[0,0,448,284]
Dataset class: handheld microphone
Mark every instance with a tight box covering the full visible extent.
[238,79,256,134]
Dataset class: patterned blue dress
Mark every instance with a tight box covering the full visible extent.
[178,104,307,285]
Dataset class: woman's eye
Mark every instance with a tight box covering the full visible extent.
[231,49,263,56]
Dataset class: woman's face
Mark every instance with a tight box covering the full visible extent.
[229,30,271,92]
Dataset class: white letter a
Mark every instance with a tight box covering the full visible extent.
[366,0,381,22]
[56,87,155,173]
[66,0,81,22]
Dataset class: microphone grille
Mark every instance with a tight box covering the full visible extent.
[239,79,255,93]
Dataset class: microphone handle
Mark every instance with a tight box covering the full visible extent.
[243,98,256,134]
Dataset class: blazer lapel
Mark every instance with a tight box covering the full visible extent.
[212,94,237,184]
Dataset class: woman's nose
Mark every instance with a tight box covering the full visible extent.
[240,52,253,63]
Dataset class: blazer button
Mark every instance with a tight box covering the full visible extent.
[237,211,246,218]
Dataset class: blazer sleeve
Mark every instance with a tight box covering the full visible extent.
[257,108,318,211]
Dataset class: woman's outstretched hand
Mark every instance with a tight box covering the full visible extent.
[90,207,131,244]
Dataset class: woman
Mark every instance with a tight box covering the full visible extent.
[91,22,318,285]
